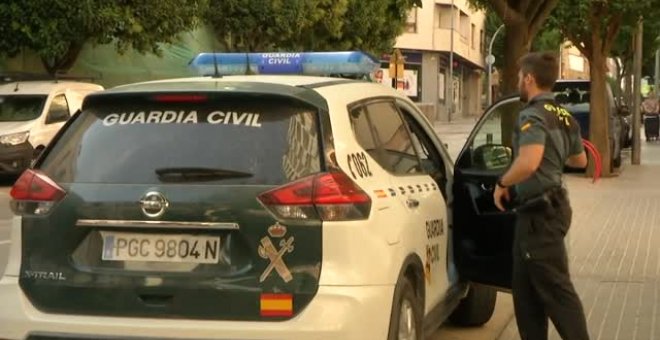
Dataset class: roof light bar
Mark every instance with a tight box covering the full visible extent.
[189,51,380,76]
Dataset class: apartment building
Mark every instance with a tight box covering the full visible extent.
[376,0,487,121]
[559,43,590,80]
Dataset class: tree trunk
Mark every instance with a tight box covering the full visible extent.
[501,23,531,95]
[40,42,84,76]
[501,22,531,148]
[589,52,613,176]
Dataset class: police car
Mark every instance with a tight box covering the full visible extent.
[0,52,522,340]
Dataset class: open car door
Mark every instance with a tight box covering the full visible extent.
[452,96,523,290]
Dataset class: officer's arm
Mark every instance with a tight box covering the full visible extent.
[566,151,587,168]
[498,113,546,187]
[499,144,544,186]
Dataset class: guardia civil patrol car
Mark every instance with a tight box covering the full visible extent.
[0,52,523,340]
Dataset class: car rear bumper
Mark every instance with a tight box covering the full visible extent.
[0,276,394,340]
[0,143,33,174]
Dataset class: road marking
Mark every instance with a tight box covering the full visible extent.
[0,240,10,245]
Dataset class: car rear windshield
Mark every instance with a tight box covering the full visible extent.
[39,93,323,185]
[553,82,590,112]
[0,95,47,121]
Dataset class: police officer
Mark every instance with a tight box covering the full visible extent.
[493,52,590,340]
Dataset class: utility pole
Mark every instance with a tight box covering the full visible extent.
[632,18,643,165]
[447,0,455,122]
[487,24,504,107]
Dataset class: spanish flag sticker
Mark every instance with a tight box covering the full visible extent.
[374,190,388,198]
[260,293,293,317]
[521,122,532,132]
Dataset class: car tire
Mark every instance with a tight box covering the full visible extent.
[613,152,622,168]
[33,146,45,160]
[448,284,496,327]
[387,277,423,340]
[611,138,622,168]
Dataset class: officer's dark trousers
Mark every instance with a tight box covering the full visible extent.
[513,190,590,340]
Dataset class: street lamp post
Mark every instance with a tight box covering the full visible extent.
[447,0,455,122]
[487,24,504,107]
[632,18,643,165]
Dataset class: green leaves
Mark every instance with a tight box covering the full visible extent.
[0,0,418,74]
[205,0,417,54]
[0,0,206,74]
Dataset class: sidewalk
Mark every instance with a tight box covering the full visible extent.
[433,116,480,161]
[433,120,660,339]
[499,141,660,340]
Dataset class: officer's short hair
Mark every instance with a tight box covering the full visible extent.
[519,52,559,90]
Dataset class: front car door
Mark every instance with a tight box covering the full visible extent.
[34,93,71,148]
[452,97,523,289]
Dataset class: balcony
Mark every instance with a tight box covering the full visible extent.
[433,28,484,68]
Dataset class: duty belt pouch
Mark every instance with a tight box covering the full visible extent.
[515,187,566,214]
[514,194,550,213]
[516,189,570,260]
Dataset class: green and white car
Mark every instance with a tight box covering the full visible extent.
[0,52,524,340]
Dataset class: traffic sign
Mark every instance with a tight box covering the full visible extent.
[388,49,405,80]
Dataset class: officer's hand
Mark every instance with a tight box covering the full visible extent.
[493,185,510,211]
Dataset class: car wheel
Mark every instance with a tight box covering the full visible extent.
[388,277,422,340]
[33,146,45,160]
[448,284,496,326]
[613,151,622,168]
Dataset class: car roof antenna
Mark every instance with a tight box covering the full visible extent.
[245,52,255,75]
[212,50,221,78]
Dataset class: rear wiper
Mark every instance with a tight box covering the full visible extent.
[155,167,253,183]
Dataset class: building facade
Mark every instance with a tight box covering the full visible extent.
[376,0,487,121]
[559,43,590,80]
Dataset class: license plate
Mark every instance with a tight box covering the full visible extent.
[101,232,221,264]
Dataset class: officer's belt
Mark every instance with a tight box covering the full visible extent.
[513,186,566,213]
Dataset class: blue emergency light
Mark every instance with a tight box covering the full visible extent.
[189,51,380,76]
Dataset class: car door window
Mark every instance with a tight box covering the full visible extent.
[398,106,448,197]
[364,101,421,175]
[465,100,522,171]
[349,106,378,155]
[46,94,70,124]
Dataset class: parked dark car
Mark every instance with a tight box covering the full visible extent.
[552,80,631,168]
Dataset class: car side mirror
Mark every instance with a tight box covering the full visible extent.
[472,144,512,170]
[618,105,631,117]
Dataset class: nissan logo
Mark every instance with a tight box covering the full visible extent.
[139,191,169,218]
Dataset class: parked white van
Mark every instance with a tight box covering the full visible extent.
[0,80,103,174]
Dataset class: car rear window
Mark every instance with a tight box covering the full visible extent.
[553,82,590,112]
[39,93,322,185]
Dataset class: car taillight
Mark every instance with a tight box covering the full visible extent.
[257,172,371,221]
[10,169,65,215]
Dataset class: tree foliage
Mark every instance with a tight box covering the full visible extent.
[469,0,559,95]
[205,0,421,54]
[547,0,658,175]
[0,0,206,75]
[485,11,561,73]
[610,16,660,97]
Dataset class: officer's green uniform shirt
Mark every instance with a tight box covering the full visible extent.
[512,93,584,201]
